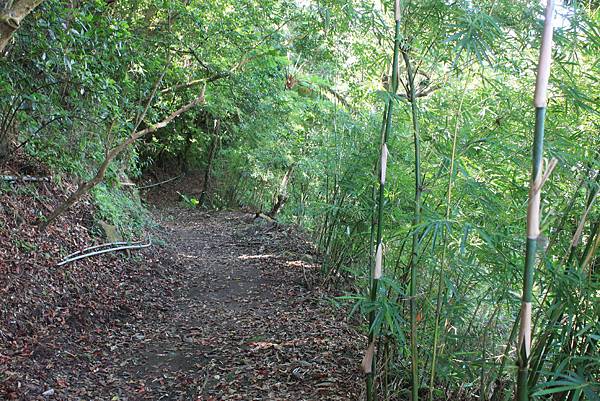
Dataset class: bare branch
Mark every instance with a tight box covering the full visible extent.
[40,85,206,229]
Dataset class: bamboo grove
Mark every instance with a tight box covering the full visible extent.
[0,0,598,400]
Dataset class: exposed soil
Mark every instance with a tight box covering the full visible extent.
[122,207,363,400]
[1,179,364,401]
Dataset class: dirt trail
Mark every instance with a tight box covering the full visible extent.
[3,206,362,400]
[122,207,362,400]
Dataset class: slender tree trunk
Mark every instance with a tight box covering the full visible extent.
[516,2,555,400]
[0,0,45,53]
[180,130,194,173]
[199,119,220,205]
[268,164,294,218]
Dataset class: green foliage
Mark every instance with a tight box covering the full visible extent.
[91,184,149,239]
[178,192,200,208]
[0,0,598,400]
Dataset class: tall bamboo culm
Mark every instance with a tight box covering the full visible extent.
[402,43,421,401]
[428,79,468,401]
[362,1,401,400]
[516,1,555,400]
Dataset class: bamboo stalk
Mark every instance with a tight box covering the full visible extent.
[516,2,555,400]
[581,222,599,272]
[368,103,390,294]
[429,78,468,401]
[364,2,401,400]
[403,45,421,401]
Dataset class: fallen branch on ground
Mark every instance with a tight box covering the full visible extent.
[57,238,152,266]
[1,175,50,182]
[254,212,278,224]
[62,239,147,260]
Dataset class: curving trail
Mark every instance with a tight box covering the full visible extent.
[2,207,363,400]
[119,207,362,400]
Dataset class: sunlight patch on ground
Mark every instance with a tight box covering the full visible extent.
[178,253,199,259]
[238,254,276,260]
[286,260,316,269]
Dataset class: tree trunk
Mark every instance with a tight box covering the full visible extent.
[180,129,194,173]
[199,119,220,205]
[0,121,12,161]
[403,47,422,401]
[268,164,294,218]
[0,0,45,54]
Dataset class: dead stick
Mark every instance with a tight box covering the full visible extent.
[62,240,145,259]
[57,240,152,266]
[1,175,50,182]
[138,174,183,190]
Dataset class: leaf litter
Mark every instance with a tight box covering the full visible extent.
[1,170,363,400]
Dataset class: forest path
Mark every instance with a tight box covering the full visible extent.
[115,207,362,400]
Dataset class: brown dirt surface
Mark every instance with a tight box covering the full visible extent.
[1,165,364,400]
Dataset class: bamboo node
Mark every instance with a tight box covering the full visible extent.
[517,302,532,358]
[360,341,375,374]
[532,157,558,194]
[380,144,388,185]
[374,242,383,279]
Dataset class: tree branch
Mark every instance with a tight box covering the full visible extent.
[0,0,45,53]
[39,85,206,230]
[399,84,441,101]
